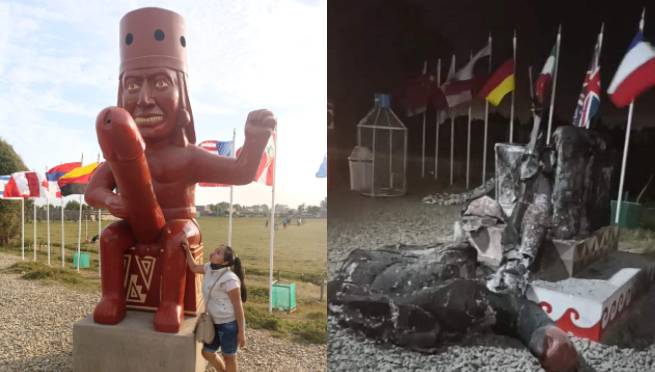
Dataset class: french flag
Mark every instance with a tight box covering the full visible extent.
[608,31,655,108]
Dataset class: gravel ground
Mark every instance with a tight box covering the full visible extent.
[0,253,326,372]
[327,189,655,371]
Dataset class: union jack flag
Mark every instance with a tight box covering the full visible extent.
[573,28,603,129]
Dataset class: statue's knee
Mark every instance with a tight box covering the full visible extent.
[100,223,132,248]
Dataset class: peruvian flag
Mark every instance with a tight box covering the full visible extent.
[254,132,275,186]
[3,171,49,198]
[536,44,557,105]
[608,31,655,108]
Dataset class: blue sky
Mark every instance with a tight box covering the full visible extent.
[0,0,326,208]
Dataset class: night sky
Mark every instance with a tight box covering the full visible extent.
[328,0,655,199]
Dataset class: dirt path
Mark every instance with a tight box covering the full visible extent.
[0,252,326,372]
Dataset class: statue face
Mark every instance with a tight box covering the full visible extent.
[121,67,180,141]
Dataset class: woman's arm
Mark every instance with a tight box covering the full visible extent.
[228,287,246,348]
[181,241,204,274]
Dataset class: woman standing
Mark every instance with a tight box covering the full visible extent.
[183,242,247,372]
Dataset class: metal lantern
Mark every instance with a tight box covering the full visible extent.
[354,94,407,197]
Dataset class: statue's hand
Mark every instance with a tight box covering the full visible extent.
[539,326,578,372]
[104,194,129,219]
[244,109,276,139]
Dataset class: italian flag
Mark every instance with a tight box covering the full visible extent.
[478,58,515,106]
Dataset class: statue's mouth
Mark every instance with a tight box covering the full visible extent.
[134,115,164,126]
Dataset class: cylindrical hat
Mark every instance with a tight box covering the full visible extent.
[119,7,188,74]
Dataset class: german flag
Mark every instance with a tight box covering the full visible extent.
[478,58,515,107]
[57,162,100,196]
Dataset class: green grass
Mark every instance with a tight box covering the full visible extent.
[619,227,655,255]
[1,216,327,344]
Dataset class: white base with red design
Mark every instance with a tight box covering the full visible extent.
[527,252,655,341]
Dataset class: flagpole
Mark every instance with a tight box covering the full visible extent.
[616,8,645,224]
[435,58,441,180]
[46,166,50,266]
[268,130,277,314]
[77,153,83,272]
[33,195,36,262]
[21,197,24,260]
[450,54,456,186]
[228,128,236,247]
[465,51,472,190]
[510,29,517,143]
[61,191,65,268]
[97,153,101,274]
[483,33,492,183]
[546,25,562,145]
[421,60,427,178]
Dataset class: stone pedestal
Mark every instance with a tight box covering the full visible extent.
[73,311,207,372]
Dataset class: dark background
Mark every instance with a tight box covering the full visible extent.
[328,0,655,201]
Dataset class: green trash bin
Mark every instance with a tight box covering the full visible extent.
[73,252,90,269]
[271,282,296,312]
[610,200,642,228]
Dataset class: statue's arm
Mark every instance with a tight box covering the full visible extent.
[190,132,270,185]
[487,290,554,352]
[84,163,128,218]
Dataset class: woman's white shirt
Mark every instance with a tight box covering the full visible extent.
[202,264,241,324]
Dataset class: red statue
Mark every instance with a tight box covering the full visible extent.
[85,7,275,333]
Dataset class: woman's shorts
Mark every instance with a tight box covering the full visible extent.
[203,320,238,355]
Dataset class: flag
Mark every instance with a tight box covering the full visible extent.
[254,132,276,186]
[3,171,49,198]
[442,43,491,108]
[573,34,602,129]
[46,162,82,181]
[198,140,234,157]
[608,31,655,108]
[0,175,10,197]
[478,58,515,106]
[316,154,327,178]
[536,44,557,105]
[57,162,100,196]
[396,74,433,117]
[198,140,236,187]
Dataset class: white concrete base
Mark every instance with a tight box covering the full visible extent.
[73,311,207,372]
[528,251,655,341]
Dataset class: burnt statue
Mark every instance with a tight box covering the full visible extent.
[85,7,275,333]
[329,243,578,372]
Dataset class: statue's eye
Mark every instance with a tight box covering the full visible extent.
[155,79,169,89]
[126,82,140,92]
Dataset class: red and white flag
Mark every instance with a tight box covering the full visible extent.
[254,132,275,186]
[3,171,49,198]
[442,43,491,108]
[536,44,557,105]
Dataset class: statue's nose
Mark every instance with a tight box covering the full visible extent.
[137,84,154,106]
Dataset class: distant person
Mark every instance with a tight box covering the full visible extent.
[265,219,269,228]
[183,242,247,372]
[297,218,302,226]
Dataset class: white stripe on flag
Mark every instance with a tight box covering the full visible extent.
[608,40,655,94]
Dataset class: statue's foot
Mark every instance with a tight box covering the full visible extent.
[154,302,183,333]
[93,297,126,325]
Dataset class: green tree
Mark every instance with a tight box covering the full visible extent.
[0,138,28,244]
[66,200,81,211]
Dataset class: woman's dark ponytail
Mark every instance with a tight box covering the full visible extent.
[224,245,247,302]
[233,257,247,303]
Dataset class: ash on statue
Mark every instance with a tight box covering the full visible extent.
[329,105,580,372]
[84,7,275,333]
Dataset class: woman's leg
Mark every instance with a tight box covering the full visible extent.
[223,354,237,372]
[202,351,226,371]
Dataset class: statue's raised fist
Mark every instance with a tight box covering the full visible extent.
[244,109,276,138]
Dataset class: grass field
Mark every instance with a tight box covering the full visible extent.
[0,216,327,344]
